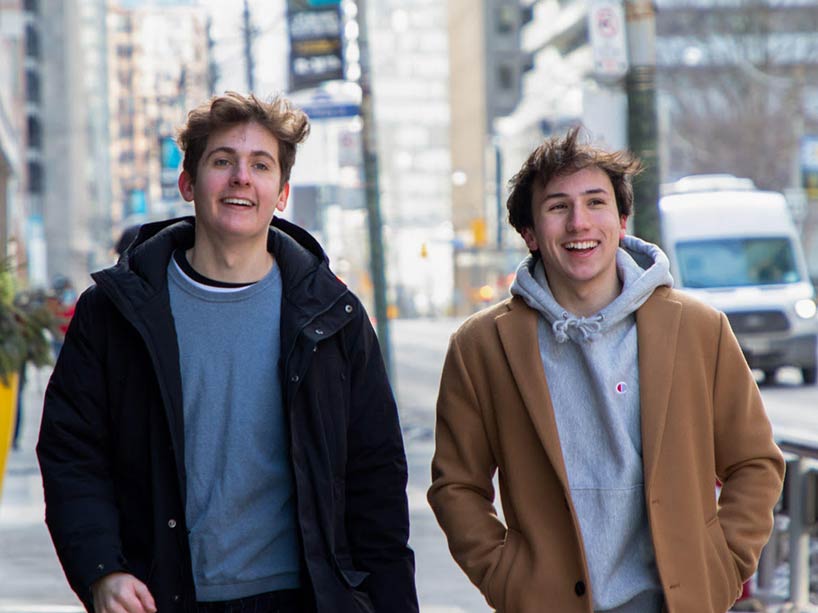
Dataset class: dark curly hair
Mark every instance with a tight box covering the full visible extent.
[177,91,310,186]
[506,127,642,241]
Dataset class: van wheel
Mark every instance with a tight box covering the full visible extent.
[762,369,776,385]
[802,366,817,385]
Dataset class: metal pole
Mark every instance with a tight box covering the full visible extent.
[206,16,219,96]
[242,0,255,93]
[788,456,809,608]
[495,141,503,248]
[756,522,777,593]
[356,0,392,380]
[625,0,661,247]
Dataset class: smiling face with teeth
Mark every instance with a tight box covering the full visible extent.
[178,121,289,254]
[521,166,627,315]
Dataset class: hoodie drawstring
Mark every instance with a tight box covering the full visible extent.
[552,313,604,343]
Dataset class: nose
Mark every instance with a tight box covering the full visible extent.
[230,160,251,185]
[566,204,590,232]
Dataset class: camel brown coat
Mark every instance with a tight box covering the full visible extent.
[428,287,784,613]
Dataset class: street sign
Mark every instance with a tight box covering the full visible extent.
[588,0,628,80]
[301,102,359,119]
[287,2,344,91]
[299,90,360,120]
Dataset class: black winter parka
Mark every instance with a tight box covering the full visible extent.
[37,217,418,613]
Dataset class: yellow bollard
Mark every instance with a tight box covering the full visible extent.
[0,372,20,499]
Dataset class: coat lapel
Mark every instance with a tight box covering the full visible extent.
[636,288,682,491]
[496,298,570,491]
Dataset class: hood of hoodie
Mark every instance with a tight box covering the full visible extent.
[510,235,673,343]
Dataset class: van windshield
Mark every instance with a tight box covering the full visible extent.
[676,237,801,288]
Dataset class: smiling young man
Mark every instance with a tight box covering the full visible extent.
[427,128,784,613]
[38,92,418,613]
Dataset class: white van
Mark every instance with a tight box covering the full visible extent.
[658,174,818,385]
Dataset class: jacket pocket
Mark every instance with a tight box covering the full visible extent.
[337,563,370,588]
[704,515,742,611]
[486,528,522,611]
[337,563,375,613]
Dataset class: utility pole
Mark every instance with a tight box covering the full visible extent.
[625,0,661,246]
[242,0,255,93]
[356,0,392,379]
[206,16,219,96]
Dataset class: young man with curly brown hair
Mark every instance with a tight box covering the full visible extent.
[39,92,418,613]
[428,128,783,613]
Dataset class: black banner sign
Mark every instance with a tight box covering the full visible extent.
[287,0,344,90]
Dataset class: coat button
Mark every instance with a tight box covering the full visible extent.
[345,304,353,313]
[168,518,177,528]
[315,328,324,335]
[291,374,299,382]
[575,580,586,596]
[97,563,105,571]
[173,594,181,602]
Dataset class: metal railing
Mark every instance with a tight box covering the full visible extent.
[762,437,818,611]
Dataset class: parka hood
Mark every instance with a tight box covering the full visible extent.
[100,216,332,304]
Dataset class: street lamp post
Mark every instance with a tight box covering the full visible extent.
[356,0,392,379]
[625,0,661,246]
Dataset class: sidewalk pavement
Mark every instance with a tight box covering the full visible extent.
[0,366,83,611]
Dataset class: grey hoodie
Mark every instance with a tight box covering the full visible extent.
[510,235,673,613]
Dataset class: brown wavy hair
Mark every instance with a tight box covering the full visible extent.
[177,91,310,186]
[506,127,642,239]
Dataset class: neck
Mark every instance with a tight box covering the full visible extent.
[187,235,273,283]
[549,274,622,318]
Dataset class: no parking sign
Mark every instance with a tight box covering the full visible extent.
[588,0,629,80]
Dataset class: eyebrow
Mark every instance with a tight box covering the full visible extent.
[544,188,609,200]
[204,146,276,162]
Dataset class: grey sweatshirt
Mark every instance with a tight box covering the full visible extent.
[510,235,673,612]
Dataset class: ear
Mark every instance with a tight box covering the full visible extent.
[178,171,195,202]
[521,227,539,252]
[619,215,627,240]
[276,182,290,213]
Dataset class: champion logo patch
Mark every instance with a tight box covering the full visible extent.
[615,382,628,394]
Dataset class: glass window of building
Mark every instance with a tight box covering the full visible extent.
[27,160,43,194]
[25,69,40,103]
[25,24,40,58]
[27,116,41,149]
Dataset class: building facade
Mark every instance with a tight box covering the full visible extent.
[368,0,454,317]
[107,2,209,237]
[448,0,531,315]
[0,0,26,275]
